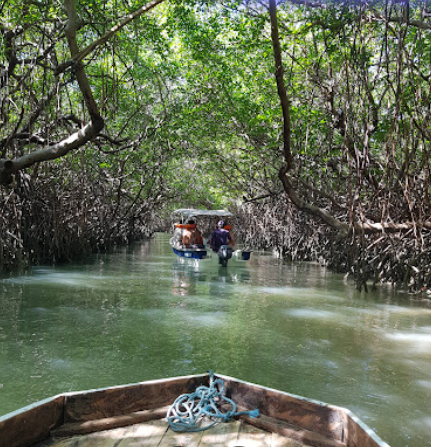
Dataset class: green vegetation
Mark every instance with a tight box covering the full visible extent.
[1,0,431,292]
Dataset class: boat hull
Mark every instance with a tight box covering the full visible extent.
[172,245,208,260]
[0,373,390,447]
[170,240,251,265]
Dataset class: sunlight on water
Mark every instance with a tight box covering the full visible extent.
[376,303,431,315]
[285,308,338,320]
[416,379,431,389]
[4,272,108,287]
[181,312,227,328]
[1,233,431,446]
[384,331,431,351]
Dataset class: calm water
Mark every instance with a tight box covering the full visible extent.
[1,233,431,446]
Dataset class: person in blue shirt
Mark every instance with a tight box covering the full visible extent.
[209,220,234,253]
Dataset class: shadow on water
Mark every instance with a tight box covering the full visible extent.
[1,233,431,446]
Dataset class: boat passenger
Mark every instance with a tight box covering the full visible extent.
[224,221,235,247]
[173,225,183,247]
[209,220,234,252]
[182,220,204,248]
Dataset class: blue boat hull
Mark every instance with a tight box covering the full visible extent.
[172,247,208,260]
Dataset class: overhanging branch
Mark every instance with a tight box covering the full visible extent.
[279,170,431,236]
[56,0,167,75]
[0,117,104,185]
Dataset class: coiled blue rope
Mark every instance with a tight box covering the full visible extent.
[167,371,259,432]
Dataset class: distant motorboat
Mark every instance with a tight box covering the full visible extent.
[169,208,251,267]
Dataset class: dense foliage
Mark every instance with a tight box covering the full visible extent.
[2,0,431,292]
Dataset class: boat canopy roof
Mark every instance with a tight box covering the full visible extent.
[172,209,234,219]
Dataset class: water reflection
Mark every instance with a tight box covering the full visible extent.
[171,262,202,296]
[171,259,250,297]
[1,234,431,446]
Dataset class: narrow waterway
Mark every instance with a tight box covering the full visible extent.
[1,233,430,446]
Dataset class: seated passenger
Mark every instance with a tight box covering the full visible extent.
[173,225,183,247]
[192,225,204,246]
[182,220,204,247]
[209,220,234,252]
[223,221,235,246]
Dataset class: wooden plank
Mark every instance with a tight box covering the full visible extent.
[115,419,168,447]
[345,414,390,447]
[66,436,117,447]
[220,376,347,444]
[33,438,74,447]
[63,375,208,424]
[0,395,64,447]
[75,425,138,447]
[36,418,332,447]
[270,431,307,447]
[236,421,274,447]
[243,413,345,447]
[36,420,168,447]
[199,420,241,446]
[158,425,204,447]
[74,420,167,447]
[35,436,112,447]
[51,406,169,437]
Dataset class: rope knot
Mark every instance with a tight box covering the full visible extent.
[167,371,259,432]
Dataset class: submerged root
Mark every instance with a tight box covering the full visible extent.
[235,195,431,293]
[0,172,154,273]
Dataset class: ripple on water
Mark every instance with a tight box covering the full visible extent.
[376,304,431,316]
[385,331,431,348]
[28,307,49,314]
[49,358,72,369]
[257,287,346,303]
[416,380,431,390]
[285,308,337,320]
[183,311,226,327]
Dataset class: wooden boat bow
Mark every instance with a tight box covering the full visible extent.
[0,372,390,447]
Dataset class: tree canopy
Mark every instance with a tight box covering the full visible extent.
[2,0,431,292]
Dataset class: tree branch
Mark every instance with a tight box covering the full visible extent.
[269,0,292,171]
[0,117,104,184]
[271,0,427,237]
[56,0,167,75]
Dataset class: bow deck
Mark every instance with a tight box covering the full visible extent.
[34,417,306,447]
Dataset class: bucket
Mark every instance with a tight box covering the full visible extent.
[241,251,251,261]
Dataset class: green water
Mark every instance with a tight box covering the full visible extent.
[1,233,430,446]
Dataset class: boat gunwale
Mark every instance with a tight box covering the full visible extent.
[0,373,209,422]
[0,372,390,447]
[216,373,390,447]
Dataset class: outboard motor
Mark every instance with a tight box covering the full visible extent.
[218,245,233,267]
